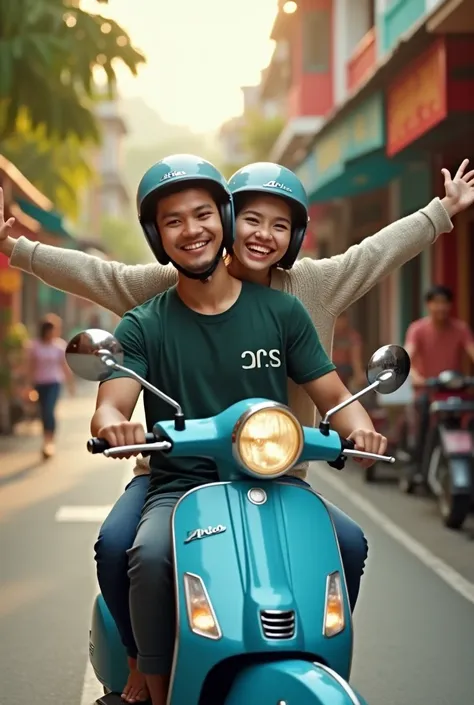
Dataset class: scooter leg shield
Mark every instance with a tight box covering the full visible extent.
[224,660,367,705]
[89,594,129,695]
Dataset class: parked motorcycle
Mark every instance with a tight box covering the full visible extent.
[398,370,474,529]
[66,331,410,705]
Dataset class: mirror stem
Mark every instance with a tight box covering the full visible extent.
[319,380,381,435]
[105,358,186,430]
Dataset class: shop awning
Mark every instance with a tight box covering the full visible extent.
[427,0,474,33]
[308,149,405,204]
[16,199,75,243]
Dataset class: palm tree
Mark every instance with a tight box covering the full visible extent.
[0,0,145,141]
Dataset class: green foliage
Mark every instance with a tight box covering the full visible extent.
[0,321,29,391]
[221,111,286,177]
[3,322,29,352]
[2,114,95,219]
[0,0,146,142]
[220,162,244,180]
[99,215,151,265]
[242,111,285,163]
[0,1,145,220]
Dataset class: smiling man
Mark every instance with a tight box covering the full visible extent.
[91,155,385,705]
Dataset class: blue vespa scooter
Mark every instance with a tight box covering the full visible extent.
[66,332,410,705]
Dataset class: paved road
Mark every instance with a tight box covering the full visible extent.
[1,388,473,705]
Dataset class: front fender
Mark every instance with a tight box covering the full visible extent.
[445,456,473,494]
[224,660,366,705]
[431,431,473,495]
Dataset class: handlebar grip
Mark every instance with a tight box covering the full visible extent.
[340,437,355,452]
[87,432,156,454]
[328,436,355,470]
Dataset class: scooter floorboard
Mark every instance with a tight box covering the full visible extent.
[96,694,151,705]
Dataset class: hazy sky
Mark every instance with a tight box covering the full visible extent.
[82,0,277,132]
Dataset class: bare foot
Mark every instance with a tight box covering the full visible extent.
[42,442,55,459]
[122,658,149,703]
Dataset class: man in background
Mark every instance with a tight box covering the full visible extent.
[405,285,474,475]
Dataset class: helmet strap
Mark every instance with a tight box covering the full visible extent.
[170,242,225,282]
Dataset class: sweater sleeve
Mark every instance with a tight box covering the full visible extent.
[299,197,453,317]
[9,236,178,317]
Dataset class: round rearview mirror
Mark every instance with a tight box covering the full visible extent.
[65,329,124,381]
[366,344,411,394]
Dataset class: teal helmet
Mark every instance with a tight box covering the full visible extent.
[228,162,309,269]
[137,154,234,280]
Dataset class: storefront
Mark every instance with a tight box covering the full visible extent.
[14,198,78,332]
[0,195,37,330]
[300,92,396,201]
[347,186,391,358]
[386,34,474,333]
[296,91,408,353]
[397,160,434,338]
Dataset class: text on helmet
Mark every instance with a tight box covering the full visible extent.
[161,171,187,181]
[263,180,293,193]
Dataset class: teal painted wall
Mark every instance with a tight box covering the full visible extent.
[380,0,426,55]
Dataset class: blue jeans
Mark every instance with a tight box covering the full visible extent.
[35,382,61,433]
[95,475,368,658]
[95,475,150,658]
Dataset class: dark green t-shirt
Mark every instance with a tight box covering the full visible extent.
[108,281,335,494]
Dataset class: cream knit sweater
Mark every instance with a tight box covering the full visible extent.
[10,198,453,477]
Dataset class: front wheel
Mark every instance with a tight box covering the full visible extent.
[439,493,471,529]
[398,464,418,494]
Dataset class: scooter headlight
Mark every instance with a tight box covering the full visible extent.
[233,402,304,478]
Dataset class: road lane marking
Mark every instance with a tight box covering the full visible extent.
[314,467,474,606]
[56,506,112,522]
[56,467,146,523]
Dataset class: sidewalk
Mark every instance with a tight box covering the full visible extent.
[0,381,97,478]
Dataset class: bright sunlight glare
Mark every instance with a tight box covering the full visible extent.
[283,1,298,14]
[81,0,278,132]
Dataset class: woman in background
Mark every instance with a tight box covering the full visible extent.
[27,314,74,458]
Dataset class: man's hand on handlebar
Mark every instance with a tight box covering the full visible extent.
[96,421,147,459]
[347,428,388,469]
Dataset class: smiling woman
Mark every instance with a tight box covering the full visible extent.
[227,162,310,281]
[233,195,292,272]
